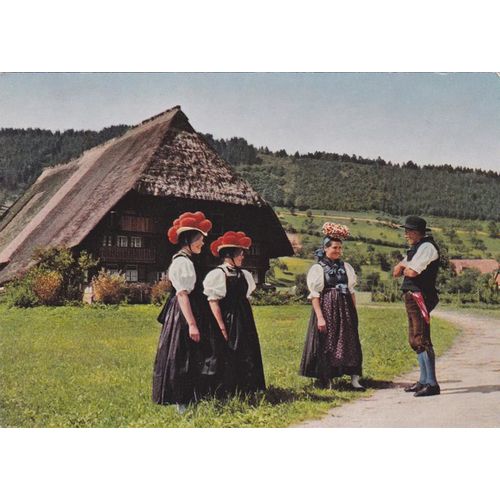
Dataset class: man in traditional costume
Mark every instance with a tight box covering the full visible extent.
[393,216,441,397]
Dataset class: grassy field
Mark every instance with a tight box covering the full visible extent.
[0,303,459,428]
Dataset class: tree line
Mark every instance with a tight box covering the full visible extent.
[1,127,498,221]
[234,155,500,221]
[0,125,130,203]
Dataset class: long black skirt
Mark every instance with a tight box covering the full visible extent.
[152,294,205,405]
[300,288,362,380]
[219,297,266,395]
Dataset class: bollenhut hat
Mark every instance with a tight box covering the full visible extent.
[210,231,252,257]
[167,211,212,244]
[400,216,430,233]
[322,222,350,240]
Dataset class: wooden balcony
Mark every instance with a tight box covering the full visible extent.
[99,246,156,263]
[119,215,158,233]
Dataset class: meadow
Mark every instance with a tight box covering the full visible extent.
[0,303,459,428]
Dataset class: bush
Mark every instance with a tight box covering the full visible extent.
[31,270,63,305]
[123,282,152,304]
[371,281,401,303]
[4,278,39,308]
[251,288,308,305]
[32,247,98,301]
[294,273,309,299]
[4,245,98,307]
[151,280,172,305]
[92,271,126,304]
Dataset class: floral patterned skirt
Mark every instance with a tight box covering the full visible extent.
[299,288,363,380]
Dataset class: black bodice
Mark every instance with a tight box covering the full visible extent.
[318,258,349,294]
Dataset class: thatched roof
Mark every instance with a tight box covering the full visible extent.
[0,106,289,283]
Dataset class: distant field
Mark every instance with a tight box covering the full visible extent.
[273,207,499,291]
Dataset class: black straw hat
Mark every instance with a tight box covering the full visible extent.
[400,216,430,232]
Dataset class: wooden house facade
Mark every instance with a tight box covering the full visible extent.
[0,107,293,285]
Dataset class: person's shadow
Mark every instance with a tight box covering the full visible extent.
[264,385,337,404]
[441,385,500,395]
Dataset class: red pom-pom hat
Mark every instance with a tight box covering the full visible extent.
[167,211,213,244]
[210,231,252,257]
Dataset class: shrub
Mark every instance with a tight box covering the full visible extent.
[294,273,309,299]
[31,270,63,305]
[4,247,91,307]
[4,278,39,308]
[92,271,126,304]
[19,246,100,305]
[151,280,172,305]
[251,289,307,306]
[123,282,152,304]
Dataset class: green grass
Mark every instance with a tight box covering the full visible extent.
[0,303,460,428]
[277,207,500,259]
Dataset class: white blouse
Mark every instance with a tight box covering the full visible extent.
[306,261,357,299]
[168,255,196,294]
[203,264,257,301]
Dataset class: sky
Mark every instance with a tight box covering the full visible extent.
[0,72,499,172]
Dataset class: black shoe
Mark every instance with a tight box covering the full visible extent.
[404,382,424,393]
[414,384,440,397]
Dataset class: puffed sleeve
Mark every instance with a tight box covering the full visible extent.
[203,268,227,301]
[242,270,257,298]
[168,257,196,294]
[344,262,357,294]
[307,264,324,299]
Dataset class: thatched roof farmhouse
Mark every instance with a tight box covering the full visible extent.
[0,106,292,284]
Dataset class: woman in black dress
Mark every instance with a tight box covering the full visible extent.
[152,211,213,413]
[203,231,266,396]
[300,223,365,391]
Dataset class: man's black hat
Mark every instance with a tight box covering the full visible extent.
[400,216,430,232]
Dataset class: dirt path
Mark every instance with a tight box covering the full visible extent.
[297,310,500,427]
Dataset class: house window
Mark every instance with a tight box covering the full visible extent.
[125,265,138,282]
[102,235,113,246]
[156,271,167,282]
[130,236,143,248]
[106,265,121,276]
[117,235,128,247]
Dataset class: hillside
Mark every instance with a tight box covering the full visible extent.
[1,128,499,221]
[0,126,130,209]
[234,154,500,221]
[268,208,499,304]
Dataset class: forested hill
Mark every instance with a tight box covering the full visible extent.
[0,126,130,206]
[233,153,500,221]
[0,128,498,221]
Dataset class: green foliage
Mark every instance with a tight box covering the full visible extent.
[3,277,39,307]
[4,246,99,307]
[0,126,130,205]
[362,271,381,292]
[294,273,309,300]
[251,289,303,305]
[487,221,499,238]
[0,304,459,427]
[202,134,262,166]
[123,282,152,304]
[234,153,500,220]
